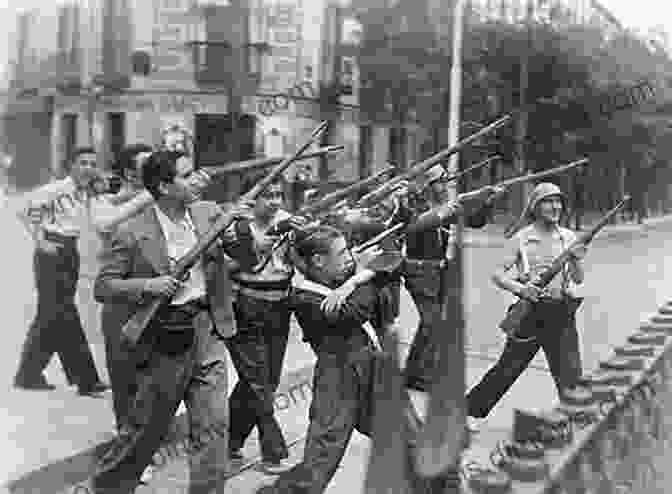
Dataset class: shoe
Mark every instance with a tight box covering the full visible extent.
[14,375,55,391]
[78,382,110,396]
[257,458,293,475]
[467,417,486,433]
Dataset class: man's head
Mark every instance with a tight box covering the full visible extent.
[142,150,202,205]
[528,182,566,226]
[68,147,98,187]
[116,144,153,189]
[293,225,356,287]
[241,174,287,221]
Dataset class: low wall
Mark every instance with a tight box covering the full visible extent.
[468,302,672,494]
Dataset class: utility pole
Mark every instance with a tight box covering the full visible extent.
[513,0,534,216]
[318,0,343,182]
[414,0,468,491]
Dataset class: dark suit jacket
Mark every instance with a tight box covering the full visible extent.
[95,200,248,363]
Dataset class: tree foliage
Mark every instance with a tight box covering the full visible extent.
[352,0,672,213]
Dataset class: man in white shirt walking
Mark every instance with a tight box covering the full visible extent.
[14,147,108,395]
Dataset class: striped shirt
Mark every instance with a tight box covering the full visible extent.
[230,209,294,301]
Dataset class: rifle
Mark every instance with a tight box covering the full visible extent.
[354,158,590,251]
[414,154,500,194]
[298,164,395,217]
[405,158,589,236]
[247,165,397,274]
[202,144,344,176]
[356,115,512,208]
[498,196,630,336]
[120,121,330,345]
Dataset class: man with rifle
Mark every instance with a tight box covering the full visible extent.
[225,165,398,473]
[225,174,303,474]
[91,150,258,494]
[466,182,587,430]
[256,223,399,494]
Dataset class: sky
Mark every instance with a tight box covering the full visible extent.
[0,0,671,85]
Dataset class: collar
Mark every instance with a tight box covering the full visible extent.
[153,204,195,236]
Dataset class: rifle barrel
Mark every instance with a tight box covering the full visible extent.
[203,144,344,177]
[423,155,500,190]
[407,158,590,236]
[357,115,511,207]
[352,223,406,254]
[299,164,395,216]
[459,157,589,202]
[120,121,330,345]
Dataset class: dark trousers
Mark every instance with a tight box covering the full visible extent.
[15,242,101,388]
[273,333,376,494]
[93,325,230,494]
[466,299,583,418]
[226,295,290,460]
[101,307,138,432]
[404,263,443,393]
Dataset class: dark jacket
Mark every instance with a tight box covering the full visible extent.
[95,201,254,361]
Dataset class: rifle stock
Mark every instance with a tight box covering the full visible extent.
[498,196,630,335]
[356,115,511,207]
[121,121,330,345]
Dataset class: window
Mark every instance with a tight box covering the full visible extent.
[272,29,297,44]
[273,5,295,26]
[271,46,296,58]
[161,0,183,10]
[159,26,183,42]
[273,58,296,76]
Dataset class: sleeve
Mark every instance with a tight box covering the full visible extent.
[562,228,578,245]
[201,202,257,271]
[88,195,117,233]
[329,282,380,326]
[219,218,258,271]
[465,202,494,229]
[93,228,146,305]
[292,282,380,329]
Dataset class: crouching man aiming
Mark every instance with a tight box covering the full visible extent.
[258,224,398,494]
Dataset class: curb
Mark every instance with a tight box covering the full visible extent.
[464,214,672,249]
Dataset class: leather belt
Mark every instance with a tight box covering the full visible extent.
[158,296,210,326]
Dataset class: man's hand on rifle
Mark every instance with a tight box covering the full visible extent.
[191,168,213,193]
[143,276,184,298]
[483,185,507,205]
[354,244,383,270]
[271,215,310,236]
[569,242,588,261]
[320,246,381,315]
[516,283,544,303]
[229,200,255,221]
